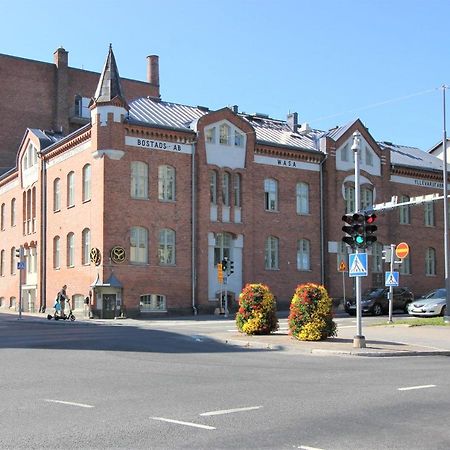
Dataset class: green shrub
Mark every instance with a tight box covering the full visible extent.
[236,283,279,335]
[288,283,337,341]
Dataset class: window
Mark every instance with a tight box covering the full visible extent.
[0,203,4,230]
[140,294,166,312]
[131,161,149,199]
[425,247,436,276]
[10,247,16,275]
[265,236,279,270]
[130,226,148,263]
[82,228,90,265]
[73,294,85,311]
[23,142,38,170]
[361,187,373,210]
[365,146,373,166]
[372,242,383,273]
[296,182,309,215]
[264,179,278,211]
[53,178,61,212]
[158,165,175,201]
[0,250,4,276]
[214,233,231,266]
[399,254,411,275]
[234,130,244,147]
[11,198,16,227]
[74,95,91,118]
[0,297,5,308]
[399,195,410,224]
[82,164,91,202]
[344,185,355,214]
[210,170,218,204]
[53,236,60,269]
[67,172,75,207]
[67,232,75,267]
[424,202,435,227]
[341,143,349,162]
[297,239,310,271]
[219,124,230,145]
[234,173,241,207]
[222,172,231,206]
[205,127,216,143]
[159,228,175,265]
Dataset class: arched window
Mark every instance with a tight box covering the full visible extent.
[210,170,218,204]
[297,239,310,271]
[130,226,148,263]
[399,195,410,224]
[131,161,149,199]
[296,182,309,215]
[158,228,175,265]
[11,198,16,227]
[361,187,373,210]
[344,185,355,214]
[264,179,278,211]
[82,164,91,202]
[67,171,75,207]
[53,236,60,269]
[424,203,435,227]
[10,247,16,275]
[425,247,436,276]
[0,249,4,276]
[0,203,5,230]
[214,232,232,265]
[233,173,241,207]
[265,236,279,270]
[53,178,61,212]
[222,172,231,206]
[82,228,91,265]
[158,165,175,201]
[67,232,75,267]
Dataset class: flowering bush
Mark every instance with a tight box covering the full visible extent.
[236,283,278,335]
[288,283,336,341]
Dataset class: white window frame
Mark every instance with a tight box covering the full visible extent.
[0,203,4,230]
[11,198,16,227]
[222,172,231,206]
[82,228,90,265]
[67,172,75,208]
[210,170,218,204]
[425,247,436,276]
[371,242,383,273]
[159,228,175,265]
[67,232,75,267]
[344,185,355,214]
[53,178,61,212]
[53,236,60,269]
[219,124,231,145]
[297,239,310,271]
[264,178,278,212]
[131,161,149,199]
[140,294,166,312]
[82,164,91,202]
[424,202,435,227]
[399,195,410,224]
[361,187,373,210]
[265,236,279,270]
[158,165,175,201]
[234,173,241,207]
[205,127,216,144]
[296,182,309,215]
[130,226,148,264]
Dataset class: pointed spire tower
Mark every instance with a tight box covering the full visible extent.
[90,44,129,126]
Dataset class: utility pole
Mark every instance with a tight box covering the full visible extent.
[387,243,395,324]
[352,131,365,348]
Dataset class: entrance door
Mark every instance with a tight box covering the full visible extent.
[102,294,117,319]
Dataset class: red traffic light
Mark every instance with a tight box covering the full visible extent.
[365,213,377,224]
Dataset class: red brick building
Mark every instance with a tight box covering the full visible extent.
[0,46,447,317]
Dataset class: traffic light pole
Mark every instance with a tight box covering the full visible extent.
[388,243,395,323]
[352,131,365,348]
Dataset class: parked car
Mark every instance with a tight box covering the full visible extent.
[407,288,447,317]
[345,287,414,316]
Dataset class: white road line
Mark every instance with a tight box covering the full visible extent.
[398,385,437,391]
[151,417,216,430]
[298,445,325,450]
[200,405,262,416]
[44,399,94,408]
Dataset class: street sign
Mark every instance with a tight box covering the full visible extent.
[385,271,399,287]
[349,253,368,277]
[17,261,25,270]
[395,242,409,259]
[338,260,347,272]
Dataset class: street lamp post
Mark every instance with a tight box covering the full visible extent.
[352,131,366,348]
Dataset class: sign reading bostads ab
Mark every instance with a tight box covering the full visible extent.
[395,242,409,259]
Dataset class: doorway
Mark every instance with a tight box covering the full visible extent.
[102,294,117,319]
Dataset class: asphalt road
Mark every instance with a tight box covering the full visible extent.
[1,313,450,449]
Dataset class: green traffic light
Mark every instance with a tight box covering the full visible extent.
[355,235,364,245]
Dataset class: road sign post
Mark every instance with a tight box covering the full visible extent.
[388,244,396,323]
[338,259,347,303]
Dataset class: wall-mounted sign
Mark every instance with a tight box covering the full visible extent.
[90,247,101,266]
[125,136,192,154]
[110,246,126,264]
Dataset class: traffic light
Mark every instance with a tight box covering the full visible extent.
[228,260,234,275]
[364,213,377,247]
[15,247,22,259]
[342,213,365,248]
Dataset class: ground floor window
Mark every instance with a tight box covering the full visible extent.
[140,294,166,312]
[72,294,85,310]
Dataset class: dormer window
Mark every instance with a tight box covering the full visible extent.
[23,142,38,170]
[205,127,216,143]
[219,124,231,145]
[234,131,244,147]
[74,95,91,119]
[365,146,373,166]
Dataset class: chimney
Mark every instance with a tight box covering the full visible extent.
[53,47,69,134]
[53,46,68,69]
[147,55,160,99]
[287,112,298,133]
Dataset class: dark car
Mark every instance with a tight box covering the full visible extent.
[345,287,414,316]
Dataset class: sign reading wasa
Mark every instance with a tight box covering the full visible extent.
[125,137,192,154]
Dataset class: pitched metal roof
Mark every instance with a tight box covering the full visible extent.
[378,141,443,172]
[324,120,356,141]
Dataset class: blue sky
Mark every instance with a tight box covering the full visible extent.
[2,0,449,151]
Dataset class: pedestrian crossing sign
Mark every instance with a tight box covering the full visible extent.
[349,253,368,277]
[385,271,399,287]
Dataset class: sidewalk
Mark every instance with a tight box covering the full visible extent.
[215,323,450,357]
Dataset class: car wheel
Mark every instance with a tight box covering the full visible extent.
[404,302,411,314]
[373,303,383,316]
[441,305,446,317]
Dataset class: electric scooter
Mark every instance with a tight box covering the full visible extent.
[47,300,76,321]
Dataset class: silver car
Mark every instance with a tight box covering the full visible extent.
[408,288,447,317]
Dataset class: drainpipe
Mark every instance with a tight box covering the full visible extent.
[191,139,198,315]
[319,144,328,286]
[38,153,47,312]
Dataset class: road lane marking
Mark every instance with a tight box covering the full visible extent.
[151,417,215,430]
[200,405,262,416]
[398,385,437,391]
[298,445,325,450]
[44,399,94,408]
